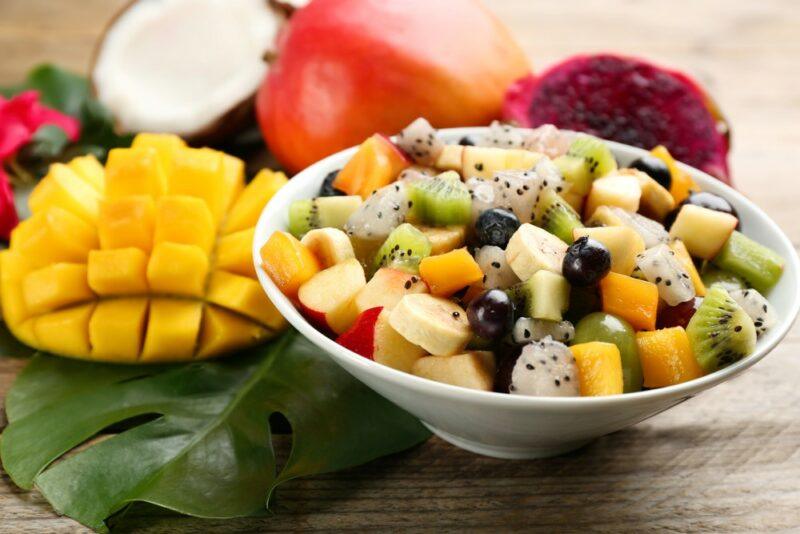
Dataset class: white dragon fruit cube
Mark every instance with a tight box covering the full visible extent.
[635,243,695,306]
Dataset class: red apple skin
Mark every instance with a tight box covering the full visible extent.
[336,307,384,359]
[257,0,531,173]
[298,301,334,336]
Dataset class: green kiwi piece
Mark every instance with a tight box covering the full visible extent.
[712,231,784,293]
[506,270,570,322]
[686,285,756,372]
[700,264,748,293]
[372,223,431,274]
[536,188,583,243]
[554,135,618,195]
[288,195,363,238]
[553,154,593,196]
[408,176,471,226]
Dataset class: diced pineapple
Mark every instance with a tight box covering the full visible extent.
[140,299,203,362]
[33,303,95,357]
[215,228,256,278]
[10,207,98,267]
[197,306,271,359]
[29,163,101,223]
[105,147,168,199]
[167,147,227,222]
[23,263,94,315]
[89,298,149,362]
[147,243,209,297]
[224,169,288,234]
[88,248,149,295]
[98,196,156,252]
[206,271,286,330]
[154,195,216,254]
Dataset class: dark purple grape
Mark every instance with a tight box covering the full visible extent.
[467,289,514,340]
[629,155,671,189]
[458,135,478,146]
[475,208,520,249]
[319,170,345,197]
[664,191,740,230]
[657,297,702,329]
[562,236,611,287]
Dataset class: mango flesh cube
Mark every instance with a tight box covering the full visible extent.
[154,196,215,254]
[167,147,227,222]
[88,248,149,295]
[33,303,95,357]
[140,299,203,362]
[201,148,245,213]
[10,207,98,268]
[570,341,624,396]
[99,196,155,252]
[105,147,167,199]
[90,298,149,362]
[29,163,100,223]
[206,271,286,330]
[23,263,94,315]
[215,228,256,278]
[0,251,36,325]
[131,132,186,172]
[147,243,209,297]
[68,154,105,193]
[636,327,704,388]
[10,319,37,348]
[224,169,288,234]
[197,306,270,359]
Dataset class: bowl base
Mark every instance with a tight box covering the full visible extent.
[424,423,592,459]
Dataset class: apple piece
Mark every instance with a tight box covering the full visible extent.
[632,169,675,220]
[669,204,738,260]
[573,226,645,276]
[298,258,367,334]
[411,351,496,391]
[389,293,471,356]
[353,267,428,317]
[585,173,642,218]
[418,225,466,255]
[434,144,464,172]
[300,227,356,268]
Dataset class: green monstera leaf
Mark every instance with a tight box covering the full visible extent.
[1,330,429,531]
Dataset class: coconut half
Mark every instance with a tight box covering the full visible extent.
[92,0,286,143]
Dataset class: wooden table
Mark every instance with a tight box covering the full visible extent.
[1,0,799,531]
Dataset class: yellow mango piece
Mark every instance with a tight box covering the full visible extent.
[141,299,203,362]
[68,154,105,193]
[10,207,98,268]
[90,298,149,362]
[88,248,149,295]
[215,228,255,278]
[29,163,100,223]
[197,306,271,359]
[154,196,215,254]
[23,263,94,315]
[0,251,36,325]
[224,169,288,234]
[206,271,285,330]
[98,196,155,252]
[131,132,186,173]
[105,147,167,199]
[33,303,95,358]
[147,243,209,297]
[10,319,37,348]
[167,147,227,222]
[571,341,624,396]
[200,148,245,213]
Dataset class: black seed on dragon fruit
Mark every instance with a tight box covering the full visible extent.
[729,288,776,337]
[482,120,525,148]
[635,243,695,306]
[508,337,580,397]
[512,317,575,344]
[475,245,520,289]
[396,117,444,166]
[344,182,411,242]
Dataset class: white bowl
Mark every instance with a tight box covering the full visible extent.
[253,128,800,459]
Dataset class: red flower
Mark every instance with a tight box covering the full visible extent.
[0,167,19,240]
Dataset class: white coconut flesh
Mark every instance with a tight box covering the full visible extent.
[92,0,282,136]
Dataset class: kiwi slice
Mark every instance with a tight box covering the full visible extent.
[507,270,570,322]
[408,175,471,226]
[373,223,432,274]
[554,135,618,195]
[288,195,362,238]
[712,231,784,293]
[700,264,748,293]
[686,285,756,372]
[553,154,593,196]
[536,189,583,243]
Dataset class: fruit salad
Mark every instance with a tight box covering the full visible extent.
[260,118,785,397]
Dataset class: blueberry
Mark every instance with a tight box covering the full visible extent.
[458,135,478,146]
[562,236,611,287]
[629,155,671,190]
[319,170,345,197]
[664,191,740,230]
[475,208,520,248]
[467,289,514,340]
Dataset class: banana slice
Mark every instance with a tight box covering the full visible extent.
[505,223,567,281]
[389,293,471,356]
[300,227,355,268]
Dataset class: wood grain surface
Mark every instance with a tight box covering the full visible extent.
[1,0,799,532]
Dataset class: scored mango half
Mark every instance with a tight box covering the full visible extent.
[2,134,289,363]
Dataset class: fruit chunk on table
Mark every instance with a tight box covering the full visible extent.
[1,136,288,362]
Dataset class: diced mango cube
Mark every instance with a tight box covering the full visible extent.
[10,319,37,348]
[206,271,285,330]
[419,248,484,297]
[90,298,149,362]
[68,154,105,193]
[571,341,624,396]
[154,196,215,254]
[224,169,288,234]
[105,147,167,199]
[215,228,255,278]
[599,272,659,331]
[147,242,209,297]
[88,248,149,295]
[33,303,95,357]
[140,299,203,362]
[636,327,704,388]
[0,251,36,325]
[98,196,156,252]
[131,132,186,172]
[201,148,245,213]
[10,207,98,268]
[23,263,94,315]
[259,231,320,299]
[167,147,227,222]
[197,306,271,359]
[29,163,100,223]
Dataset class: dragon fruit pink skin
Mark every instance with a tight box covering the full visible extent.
[502,54,730,183]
